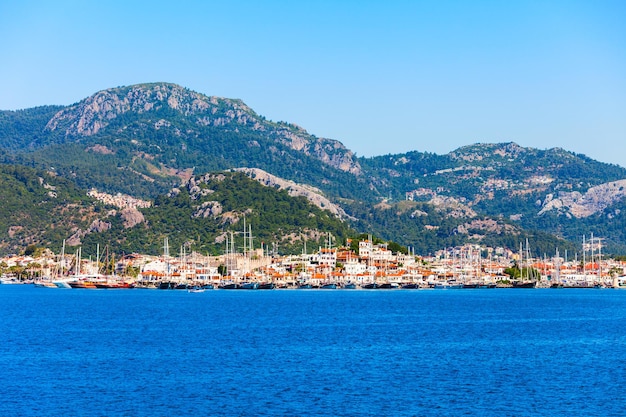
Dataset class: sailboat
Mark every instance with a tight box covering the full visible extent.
[235,219,260,290]
[512,240,536,288]
[52,240,72,288]
[158,238,178,289]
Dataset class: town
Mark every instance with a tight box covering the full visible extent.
[2,234,626,290]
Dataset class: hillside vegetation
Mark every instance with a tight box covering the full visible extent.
[79,171,354,256]
[0,164,100,254]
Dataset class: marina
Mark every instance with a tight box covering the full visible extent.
[4,235,626,291]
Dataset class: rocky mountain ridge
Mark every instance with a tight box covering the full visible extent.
[42,83,362,176]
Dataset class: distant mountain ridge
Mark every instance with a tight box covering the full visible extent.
[41,82,362,174]
[359,142,626,252]
[2,82,626,255]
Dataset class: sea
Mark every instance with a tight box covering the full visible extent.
[1,285,626,416]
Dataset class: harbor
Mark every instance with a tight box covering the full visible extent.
[3,235,626,290]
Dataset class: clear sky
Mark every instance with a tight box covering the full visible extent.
[1,0,625,166]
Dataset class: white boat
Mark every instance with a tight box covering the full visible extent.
[51,240,72,288]
[33,278,58,288]
[52,279,73,289]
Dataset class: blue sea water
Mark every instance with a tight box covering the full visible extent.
[1,286,626,416]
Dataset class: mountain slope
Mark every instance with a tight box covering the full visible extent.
[234,167,351,220]
[78,171,354,256]
[359,142,626,253]
[0,165,355,256]
[0,163,105,255]
[0,105,63,151]
[1,83,372,202]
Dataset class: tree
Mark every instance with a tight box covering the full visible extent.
[23,244,39,256]
[124,265,140,278]
[8,265,26,280]
[504,265,521,280]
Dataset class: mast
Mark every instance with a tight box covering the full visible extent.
[164,237,170,281]
[519,242,524,281]
[249,223,253,273]
[180,243,185,283]
[554,248,561,284]
[230,231,235,277]
[598,237,602,282]
[76,247,81,277]
[582,235,586,279]
[224,232,229,276]
[526,238,536,280]
[591,232,595,273]
[111,251,115,278]
[59,239,66,278]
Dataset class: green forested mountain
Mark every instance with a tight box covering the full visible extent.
[0,163,102,254]
[79,171,354,257]
[347,199,578,257]
[359,143,626,253]
[2,83,626,256]
[0,166,355,256]
[1,83,370,201]
[0,105,64,150]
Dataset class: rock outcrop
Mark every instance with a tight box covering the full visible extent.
[120,208,145,228]
[235,168,351,219]
[538,179,626,218]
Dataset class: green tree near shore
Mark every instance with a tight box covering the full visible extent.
[505,262,541,281]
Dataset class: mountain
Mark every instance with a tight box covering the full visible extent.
[0,164,355,257]
[359,143,626,252]
[0,164,103,255]
[0,105,64,150]
[2,83,626,256]
[1,83,367,200]
[78,170,354,256]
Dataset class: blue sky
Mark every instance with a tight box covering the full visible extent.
[1,0,625,166]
